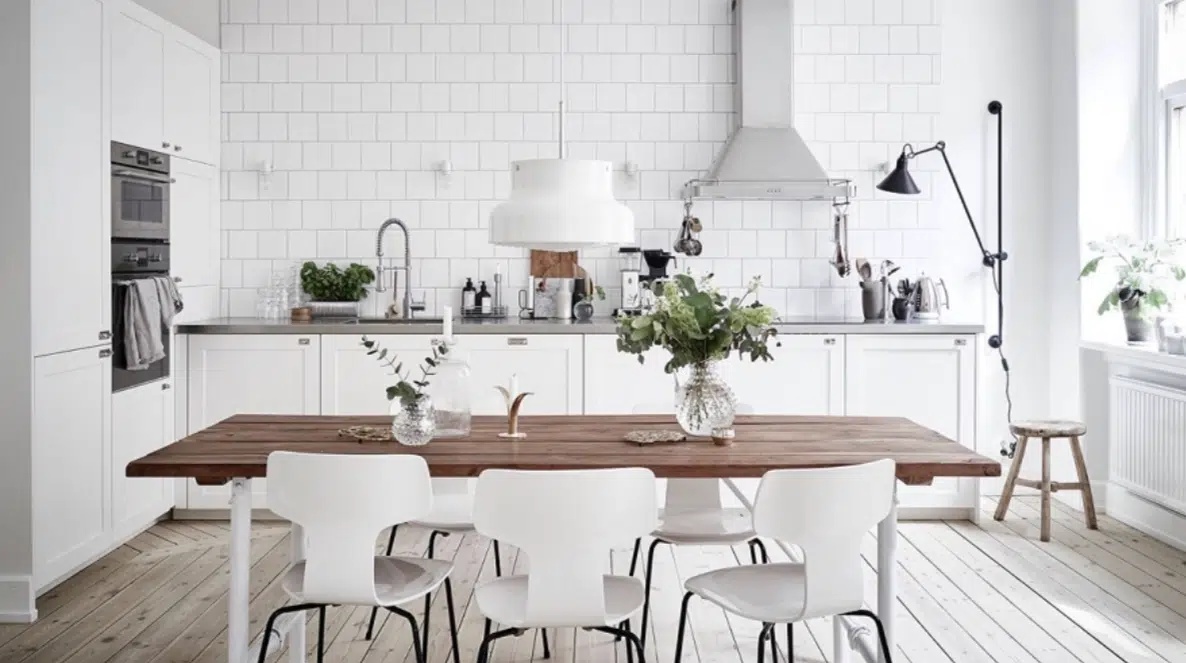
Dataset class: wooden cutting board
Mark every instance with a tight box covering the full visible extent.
[529,250,580,278]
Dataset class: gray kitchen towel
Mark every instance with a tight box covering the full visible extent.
[124,279,166,370]
[152,275,184,324]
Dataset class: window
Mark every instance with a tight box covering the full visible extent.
[1161,0,1186,235]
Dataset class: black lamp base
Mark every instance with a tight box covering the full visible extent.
[988,335,1002,349]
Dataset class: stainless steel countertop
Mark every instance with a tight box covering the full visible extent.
[177,317,985,335]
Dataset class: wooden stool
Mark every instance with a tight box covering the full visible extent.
[993,420,1097,541]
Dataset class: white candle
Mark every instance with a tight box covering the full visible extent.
[442,305,453,342]
[509,373,519,397]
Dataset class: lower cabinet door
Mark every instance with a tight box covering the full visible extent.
[452,335,583,415]
[845,335,977,512]
[184,334,321,510]
[33,346,111,589]
[321,334,435,414]
[112,381,174,539]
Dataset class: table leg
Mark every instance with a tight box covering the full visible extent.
[834,616,851,663]
[289,522,307,663]
[876,485,898,663]
[229,478,253,663]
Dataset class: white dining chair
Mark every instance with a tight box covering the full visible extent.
[261,452,461,663]
[627,403,768,653]
[674,460,897,663]
[472,468,658,663]
[366,478,506,642]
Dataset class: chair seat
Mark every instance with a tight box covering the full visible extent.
[282,555,452,606]
[1009,420,1086,437]
[412,493,477,532]
[475,574,646,627]
[654,507,756,544]
[685,562,840,623]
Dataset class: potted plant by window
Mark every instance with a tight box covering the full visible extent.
[1080,236,1185,345]
[300,261,375,318]
[362,336,449,446]
[615,274,778,439]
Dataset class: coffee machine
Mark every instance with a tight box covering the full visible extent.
[615,247,643,316]
[640,250,676,310]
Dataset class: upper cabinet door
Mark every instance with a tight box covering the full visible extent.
[164,38,218,165]
[110,7,164,151]
[31,0,108,356]
[170,159,219,287]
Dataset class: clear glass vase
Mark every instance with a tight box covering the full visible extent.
[391,395,435,446]
[428,342,472,438]
[674,361,737,437]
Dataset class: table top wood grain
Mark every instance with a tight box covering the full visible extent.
[126,414,1001,486]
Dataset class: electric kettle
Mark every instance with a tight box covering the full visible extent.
[912,274,949,320]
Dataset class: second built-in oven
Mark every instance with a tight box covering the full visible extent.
[111,141,171,242]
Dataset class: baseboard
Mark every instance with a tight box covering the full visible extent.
[898,507,974,521]
[1107,483,1186,551]
[172,508,284,521]
[0,576,36,624]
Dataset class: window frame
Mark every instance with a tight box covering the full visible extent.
[1150,0,1186,238]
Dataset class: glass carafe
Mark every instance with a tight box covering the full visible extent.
[428,340,471,437]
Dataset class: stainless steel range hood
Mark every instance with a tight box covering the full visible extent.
[691,0,853,201]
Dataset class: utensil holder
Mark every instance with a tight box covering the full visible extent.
[861,282,885,321]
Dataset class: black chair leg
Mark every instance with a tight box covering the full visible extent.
[673,592,694,663]
[842,610,894,663]
[590,625,645,663]
[638,538,664,654]
[387,605,426,663]
[750,538,769,564]
[365,526,400,641]
[444,578,461,663]
[257,603,324,663]
[476,627,522,663]
[749,539,759,565]
[628,537,642,576]
[619,620,634,663]
[541,627,551,659]
[757,623,772,663]
[494,540,503,576]
[316,606,327,663]
[787,623,794,662]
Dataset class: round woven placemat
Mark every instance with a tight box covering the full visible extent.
[624,430,686,445]
[338,425,393,442]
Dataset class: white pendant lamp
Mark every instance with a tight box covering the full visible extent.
[488,2,635,250]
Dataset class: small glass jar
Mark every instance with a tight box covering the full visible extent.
[428,340,472,437]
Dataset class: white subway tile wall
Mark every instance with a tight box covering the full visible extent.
[219,0,941,318]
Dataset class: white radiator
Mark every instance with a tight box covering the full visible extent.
[1110,375,1186,514]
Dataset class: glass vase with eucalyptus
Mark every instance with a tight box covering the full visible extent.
[362,336,450,446]
[615,274,778,438]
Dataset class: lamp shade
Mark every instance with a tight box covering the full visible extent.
[489,159,635,250]
[876,154,921,195]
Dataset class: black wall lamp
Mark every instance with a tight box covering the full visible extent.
[876,100,1006,352]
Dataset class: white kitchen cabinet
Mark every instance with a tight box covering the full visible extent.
[583,334,844,415]
[453,335,583,415]
[321,335,435,415]
[33,346,111,590]
[184,335,321,510]
[110,4,164,152]
[31,0,109,357]
[171,159,220,287]
[845,335,977,513]
[110,2,219,164]
[112,381,174,541]
[163,39,218,165]
[175,285,220,324]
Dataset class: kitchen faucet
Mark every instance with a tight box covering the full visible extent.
[374,218,414,319]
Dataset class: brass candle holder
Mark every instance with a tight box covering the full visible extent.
[495,377,531,439]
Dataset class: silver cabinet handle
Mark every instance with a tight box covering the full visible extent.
[954,338,967,346]
[507,337,528,346]
[161,141,171,149]
[173,276,183,283]
[162,383,171,390]
[173,145,182,152]
[99,330,111,340]
[823,337,836,345]
[99,348,112,358]
[298,338,310,346]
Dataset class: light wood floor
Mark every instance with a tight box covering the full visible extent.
[4,496,1186,663]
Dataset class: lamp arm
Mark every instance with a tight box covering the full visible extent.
[933,145,993,264]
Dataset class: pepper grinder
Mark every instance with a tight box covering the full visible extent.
[493,265,502,312]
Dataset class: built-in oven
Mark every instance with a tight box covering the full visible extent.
[111,141,171,242]
[112,241,172,392]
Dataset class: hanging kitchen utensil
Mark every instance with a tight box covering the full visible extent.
[880,259,900,280]
[856,258,872,282]
[674,198,703,257]
[830,204,851,277]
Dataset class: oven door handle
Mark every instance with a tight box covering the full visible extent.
[112,168,173,184]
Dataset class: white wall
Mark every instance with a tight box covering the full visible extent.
[132,0,220,46]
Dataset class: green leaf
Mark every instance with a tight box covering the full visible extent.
[674,273,698,294]
[378,348,388,360]
[385,385,400,401]
[1079,256,1103,278]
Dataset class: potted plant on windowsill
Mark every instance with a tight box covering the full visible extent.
[300,261,376,318]
[1080,236,1186,345]
[614,274,778,441]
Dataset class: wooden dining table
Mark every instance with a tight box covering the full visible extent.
[127,414,1000,663]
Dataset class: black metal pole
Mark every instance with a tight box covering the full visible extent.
[988,100,1005,350]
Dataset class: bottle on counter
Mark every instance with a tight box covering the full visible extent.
[462,278,477,311]
[478,281,492,313]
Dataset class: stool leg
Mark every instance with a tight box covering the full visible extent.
[1041,437,1052,542]
[1069,435,1098,530]
[994,436,1028,521]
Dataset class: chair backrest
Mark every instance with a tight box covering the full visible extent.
[267,451,433,605]
[473,468,657,627]
[432,477,474,497]
[752,460,895,620]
